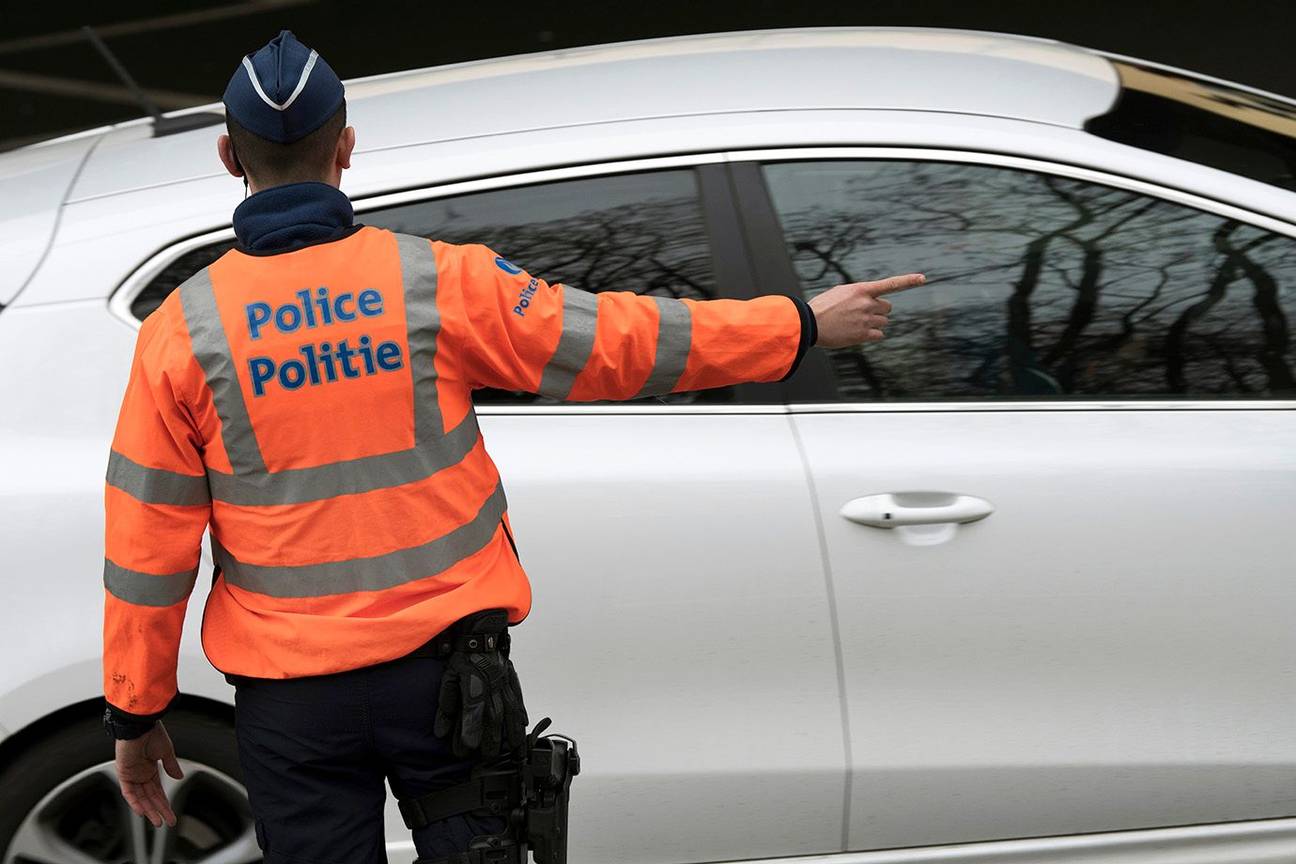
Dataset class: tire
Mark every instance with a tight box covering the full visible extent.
[0,707,261,864]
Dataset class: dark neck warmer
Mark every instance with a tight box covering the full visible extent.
[232,181,358,254]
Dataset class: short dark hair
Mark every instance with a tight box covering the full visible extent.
[226,102,347,187]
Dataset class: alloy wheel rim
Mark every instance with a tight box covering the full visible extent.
[4,758,260,864]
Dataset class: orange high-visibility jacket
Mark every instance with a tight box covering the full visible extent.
[104,226,810,718]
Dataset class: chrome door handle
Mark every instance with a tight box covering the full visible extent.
[839,492,995,528]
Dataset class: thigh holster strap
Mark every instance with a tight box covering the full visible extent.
[402,718,580,864]
[400,770,520,829]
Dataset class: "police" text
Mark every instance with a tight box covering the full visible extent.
[244,286,404,397]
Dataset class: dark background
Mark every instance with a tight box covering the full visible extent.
[1,0,1293,151]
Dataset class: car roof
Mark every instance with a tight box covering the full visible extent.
[42,27,1121,203]
[342,26,1119,137]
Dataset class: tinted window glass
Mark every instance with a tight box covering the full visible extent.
[370,171,716,300]
[367,170,723,404]
[130,170,724,404]
[131,240,235,321]
[765,160,1296,400]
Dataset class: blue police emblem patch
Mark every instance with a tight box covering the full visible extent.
[495,257,523,275]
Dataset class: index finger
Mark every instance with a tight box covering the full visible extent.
[864,273,926,296]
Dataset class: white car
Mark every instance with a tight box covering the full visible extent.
[2,26,1294,864]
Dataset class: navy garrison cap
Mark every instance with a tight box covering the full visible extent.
[223,30,344,143]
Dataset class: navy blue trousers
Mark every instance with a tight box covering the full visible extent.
[230,649,506,864]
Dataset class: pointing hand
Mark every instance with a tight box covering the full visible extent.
[808,273,926,349]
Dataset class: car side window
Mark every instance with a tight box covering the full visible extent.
[764,159,1296,400]
[129,169,727,405]
[131,240,237,322]
[366,170,724,404]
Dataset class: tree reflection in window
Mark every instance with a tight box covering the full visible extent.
[368,170,724,404]
[765,160,1296,400]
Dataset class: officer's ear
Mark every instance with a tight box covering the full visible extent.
[336,125,356,172]
[217,134,245,179]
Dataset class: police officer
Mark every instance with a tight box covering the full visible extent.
[102,30,925,864]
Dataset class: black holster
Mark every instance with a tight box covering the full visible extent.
[401,718,580,864]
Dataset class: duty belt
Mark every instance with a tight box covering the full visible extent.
[405,619,510,659]
[407,630,507,658]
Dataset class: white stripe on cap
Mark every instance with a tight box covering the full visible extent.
[241,49,320,111]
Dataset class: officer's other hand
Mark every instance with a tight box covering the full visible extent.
[434,649,529,758]
[114,720,184,828]
[433,618,529,759]
[808,273,926,348]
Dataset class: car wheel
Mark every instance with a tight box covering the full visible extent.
[0,708,260,864]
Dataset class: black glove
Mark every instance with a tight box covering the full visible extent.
[433,609,529,758]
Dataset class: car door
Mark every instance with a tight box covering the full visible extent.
[365,162,847,864]
[737,152,1296,852]
[120,159,848,864]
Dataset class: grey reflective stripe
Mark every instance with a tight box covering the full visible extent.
[537,287,600,400]
[107,450,211,507]
[180,268,266,474]
[637,296,693,397]
[207,410,480,506]
[104,559,199,607]
[397,233,444,441]
[215,482,508,598]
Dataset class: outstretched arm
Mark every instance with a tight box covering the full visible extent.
[435,241,924,398]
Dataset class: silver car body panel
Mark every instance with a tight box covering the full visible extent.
[0,134,101,305]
